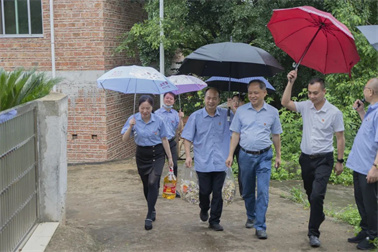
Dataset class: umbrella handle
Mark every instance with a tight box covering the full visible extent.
[227,107,231,122]
[294,24,323,70]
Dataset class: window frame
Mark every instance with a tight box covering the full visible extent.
[0,0,44,38]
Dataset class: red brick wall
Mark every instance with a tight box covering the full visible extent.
[0,0,147,163]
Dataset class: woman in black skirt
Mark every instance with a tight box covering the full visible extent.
[121,95,173,230]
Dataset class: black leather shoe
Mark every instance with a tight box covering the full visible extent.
[348,231,367,243]
[151,211,156,222]
[309,235,321,247]
[176,191,181,198]
[357,237,376,250]
[256,229,268,239]
[145,219,153,230]
[245,219,254,228]
[200,210,209,222]
[209,223,224,231]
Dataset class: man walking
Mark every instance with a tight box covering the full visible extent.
[346,78,378,250]
[182,88,231,231]
[281,70,345,248]
[226,80,282,239]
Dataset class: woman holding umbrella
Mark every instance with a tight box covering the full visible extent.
[155,92,184,198]
[121,95,174,231]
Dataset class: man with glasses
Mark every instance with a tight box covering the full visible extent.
[346,78,378,250]
[281,70,345,248]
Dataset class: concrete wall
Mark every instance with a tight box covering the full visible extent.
[37,93,68,222]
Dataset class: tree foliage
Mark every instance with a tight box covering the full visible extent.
[118,0,377,184]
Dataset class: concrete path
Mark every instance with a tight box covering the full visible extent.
[45,159,358,252]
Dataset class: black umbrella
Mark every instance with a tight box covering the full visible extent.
[178,42,283,78]
[178,42,283,120]
[357,25,378,51]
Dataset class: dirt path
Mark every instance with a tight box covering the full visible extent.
[46,159,358,252]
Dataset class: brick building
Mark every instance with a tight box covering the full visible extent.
[0,0,148,163]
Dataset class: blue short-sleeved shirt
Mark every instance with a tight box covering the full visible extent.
[230,102,282,151]
[181,107,231,172]
[155,107,179,140]
[121,112,169,146]
[346,103,378,175]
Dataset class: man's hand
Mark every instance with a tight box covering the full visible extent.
[334,162,343,176]
[353,99,365,112]
[185,156,192,168]
[287,70,297,84]
[179,110,185,118]
[225,155,233,168]
[367,166,378,183]
[274,157,281,170]
[129,117,136,126]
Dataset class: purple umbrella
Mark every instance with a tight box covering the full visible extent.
[167,75,207,109]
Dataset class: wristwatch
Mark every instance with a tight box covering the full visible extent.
[336,158,344,163]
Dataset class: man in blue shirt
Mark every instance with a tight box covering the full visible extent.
[226,80,282,240]
[182,88,231,231]
[346,78,378,250]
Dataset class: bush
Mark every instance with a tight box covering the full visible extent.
[0,68,61,112]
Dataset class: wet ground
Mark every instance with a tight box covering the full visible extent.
[45,159,358,252]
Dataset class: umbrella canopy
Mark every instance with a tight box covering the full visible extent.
[177,42,283,78]
[97,65,177,94]
[206,76,275,93]
[267,6,360,74]
[357,25,378,51]
[167,75,207,95]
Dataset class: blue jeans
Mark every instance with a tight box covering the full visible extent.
[239,148,272,231]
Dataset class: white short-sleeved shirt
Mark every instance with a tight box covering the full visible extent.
[294,100,344,155]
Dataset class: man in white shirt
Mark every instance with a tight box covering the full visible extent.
[281,70,345,248]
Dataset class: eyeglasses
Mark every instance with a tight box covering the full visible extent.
[364,86,375,94]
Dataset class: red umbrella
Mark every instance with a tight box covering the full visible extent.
[267,6,360,75]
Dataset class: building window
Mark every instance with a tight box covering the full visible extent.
[0,0,42,37]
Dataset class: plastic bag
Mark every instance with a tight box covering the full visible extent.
[222,167,236,205]
[179,164,199,204]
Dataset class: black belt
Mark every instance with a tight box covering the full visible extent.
[301,152,333,159]
[168,137,176,143]
[241,146,271,155]
[137,144,162,149]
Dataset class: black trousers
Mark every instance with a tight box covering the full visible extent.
[299,152,333,238]
[196,171,226,225]
[234,144,242,196]
[353,171,378,239]
[168,139,178,177]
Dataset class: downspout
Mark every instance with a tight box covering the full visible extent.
[50,0,56,91]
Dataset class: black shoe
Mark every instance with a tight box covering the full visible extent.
[151,211,156,222]
[209,223,224,231]
[309,235,321,247]
[199,210,209,222]
[245,219,254,228]
[348,231,367,243]
[176,191,181,198]
[256,229,268,239]
[145,219,153,230]
[357,237,376,250]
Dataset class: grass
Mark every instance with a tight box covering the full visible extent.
[285,186,378,248]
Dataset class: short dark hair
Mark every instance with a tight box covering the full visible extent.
[232,93,245,100]
[205,87,220,98]
[309,77,325,89]
[138,95,154,107]
[248,79,266,90]
[163,92,175,98]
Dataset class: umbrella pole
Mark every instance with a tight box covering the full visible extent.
[179,94,181,111]
[295,25,323,70]
[227,74,231,122]
[133,93,136,115]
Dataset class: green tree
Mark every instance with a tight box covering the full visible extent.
[0,68,61,112]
